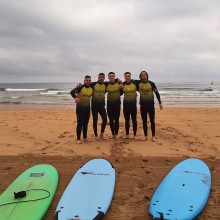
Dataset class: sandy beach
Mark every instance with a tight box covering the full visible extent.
[0,107,220,219]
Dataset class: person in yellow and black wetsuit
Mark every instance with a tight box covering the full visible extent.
[90,73,108,140]
[76,73,122,140]
[135,71,163,142]
[122,72,138,140]
[106,72,123,139]
[70,75,93,144]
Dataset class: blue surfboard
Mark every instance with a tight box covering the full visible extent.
[55,158,116,220]
[149,158,211,219]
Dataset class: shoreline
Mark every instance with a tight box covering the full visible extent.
[1,103,220,110]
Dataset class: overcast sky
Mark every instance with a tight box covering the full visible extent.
[0,0,220,83]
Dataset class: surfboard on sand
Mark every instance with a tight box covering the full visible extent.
[55,158,116,220]
[149,158,211,220]
[0,164,58,220]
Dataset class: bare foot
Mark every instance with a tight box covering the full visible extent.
[152,136,157,142]
[114,135,119,140]
[133,135,139,140]
[100,134,108,140]
[125,134,130,139]
[84,138,92,142]
[108,135,115,139]
[141,136,148,141]
[94,136,99,141]
[76,140,82,144]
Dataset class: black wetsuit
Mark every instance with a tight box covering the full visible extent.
[122,81,138,136]
[136,80,162,136]
[106,81,122,136]
[70,85,93,140]
[90,81,107,137]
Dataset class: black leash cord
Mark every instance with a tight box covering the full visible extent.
[0,189,50,207]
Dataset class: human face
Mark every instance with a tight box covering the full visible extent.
[140,71,148,81]
[98,74,105,83]
[108,73,115,83]
[84,77,91,86]
[124,73,131,83]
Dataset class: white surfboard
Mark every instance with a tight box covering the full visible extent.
[55,158,116,220]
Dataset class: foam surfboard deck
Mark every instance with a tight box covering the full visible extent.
[0,164,58,220]
[55,158,116,220]
[149,158,211,219]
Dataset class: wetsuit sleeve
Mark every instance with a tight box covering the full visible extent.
[104,81,109,87]
[102,81,108,93]
[132,79,140,91]
[115,78,122,84]
[120,87,123,96]
[121,82,126,95]
[70,86,83,98]
[150,81,162,104]
[90,82,96,89]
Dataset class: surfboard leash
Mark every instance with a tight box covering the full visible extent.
[0,189,51,207]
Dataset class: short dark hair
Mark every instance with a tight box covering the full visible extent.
[84,75,91,79]
[108,72,115,76]
[98,73,105,77]
[124,72,131,76]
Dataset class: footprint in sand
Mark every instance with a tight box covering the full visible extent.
[209,156,216,161]
[215,196,220,205]
[58,134,65,138]
[144,196,151,202]
[145,170,152,175]
[3,166,13,173]
[58,131,71,138]
[210,166,215,172]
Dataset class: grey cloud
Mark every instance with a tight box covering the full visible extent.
[0,0,220,82]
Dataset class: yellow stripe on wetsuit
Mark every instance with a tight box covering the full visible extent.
[106,82,121,104]
[77,86,93,109]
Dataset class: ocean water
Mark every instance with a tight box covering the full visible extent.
[0,82,220,109]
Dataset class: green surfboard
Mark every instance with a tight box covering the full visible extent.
[0,164,58,220]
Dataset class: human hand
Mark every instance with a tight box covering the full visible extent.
[77,83,82,88]
[74,97,80,103]
[117,78,122,84]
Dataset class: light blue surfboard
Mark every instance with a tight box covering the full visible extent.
[149,158,211,220]
[55,158,116,220]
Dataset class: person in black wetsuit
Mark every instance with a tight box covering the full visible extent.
[122,72,138,140]
[106,72,122,139]
[70,75,93,144]
[76,73,122,140]
[136,71,163,142]
[90,73,108,140]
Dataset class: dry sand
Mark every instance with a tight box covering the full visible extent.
[0,107,220,219]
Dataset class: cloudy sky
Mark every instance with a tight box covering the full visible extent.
[0,0,220,83]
